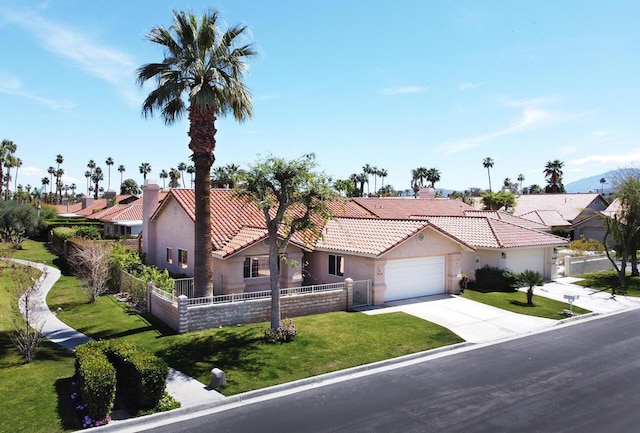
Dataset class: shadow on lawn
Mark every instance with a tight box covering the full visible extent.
[55,376,81,431]
[156,328,265,380]
[509,300,536,308]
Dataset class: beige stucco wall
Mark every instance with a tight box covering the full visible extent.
[152,199,195,277]
[307,227,465,305]
[214,242,305,295]
[463,246,558,281]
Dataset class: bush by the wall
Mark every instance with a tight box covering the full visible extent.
[74,342,117,424]
[102,340,168,413]
[475,266,520,292]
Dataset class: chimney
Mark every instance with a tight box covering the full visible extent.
[82,197,94,210]
[105,190,117,207]
[142,180,161,264]
[418,187,436,198]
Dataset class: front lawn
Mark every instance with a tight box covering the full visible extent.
[574,270,640,296]
[460,288,590,319]
[0,259,80,433]
[56,288,464,395]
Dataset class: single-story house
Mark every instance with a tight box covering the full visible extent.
[142,181,567,306]
[509,193,609,242]
[86,203,144,237]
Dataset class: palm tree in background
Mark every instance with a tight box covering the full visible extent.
[87,159,96,177]
[92,167,104,199]
[211,166,227,188]
[13,157,22,193]
[483,157,494,194]
[47,166,55,201]
[105,157,114,190]
[118,165,126,190]
[225,164,242,188]
[177,162,187,187]
[41,177,49,199]
[379,168,388,190]
[0,139,17,199]
[600,177,606,194]
[159,169,168,188]
[137,9,257,298]
[168,168,181,188]
[411,167,427,196]
[186,165,195,188]
[139,162,152,182]
[362,164,372,195]
[84,171,92,195]
[517,173,525,193]
[426,168,441,188]
[543,159,564,193]
[55,169,64,203]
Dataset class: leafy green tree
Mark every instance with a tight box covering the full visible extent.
[0,200,39,248]
[236,153,336,330]
[520,269,544,305]
[481,190,516,211]
[120,178,141,195]
[138,9,257,298]
[603,171,640,287]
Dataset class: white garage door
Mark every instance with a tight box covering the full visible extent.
[384,256,445,302]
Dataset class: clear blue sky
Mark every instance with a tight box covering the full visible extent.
[1,0,638,195]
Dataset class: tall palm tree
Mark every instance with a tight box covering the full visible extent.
[186,165,195,188]
[87,159,96,177]
[139,162,152,181]
[118,165,126,190]
[84,170,92,195]
[12,157,22,193]
[55,169,64,203]
[137,9,257,297]
[105,157,114,190]
[225,164,242,188]
[379,168,388,189]
[362,164,372,195]
[544,159,564,193]
[41,177,49,198]
[47,166,55,202]
[211,166,227,188]
[177,162,187,187]
[92,167,103,199]
[168,168,181,188]
[0,139,17,199]
[517,173,525,193]
[3,155,15,200]
[426,168,441,188]
[600,177,606,194]
[159,169,169,188]
[483,157,494,194]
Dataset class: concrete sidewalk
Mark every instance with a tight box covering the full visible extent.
[8,259,225,414]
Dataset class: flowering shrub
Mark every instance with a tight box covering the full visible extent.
[264,318,297,343]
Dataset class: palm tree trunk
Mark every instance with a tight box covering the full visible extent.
[189,107,215,298]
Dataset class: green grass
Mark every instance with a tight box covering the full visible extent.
[574,270,640,296]
[56,288,463,395]
[460,288,590,319]
[0,258,81,432]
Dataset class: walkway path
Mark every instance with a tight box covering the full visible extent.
[8,259,225,411]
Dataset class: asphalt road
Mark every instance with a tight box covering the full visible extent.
[148,310,640,433]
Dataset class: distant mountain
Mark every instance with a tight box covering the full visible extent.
[564,169,627,194]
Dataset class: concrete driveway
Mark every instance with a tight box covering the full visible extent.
[362,277,640,344]
[361,294,555,343]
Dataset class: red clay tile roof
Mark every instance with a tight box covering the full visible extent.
[427,216,568,249]
[158,189,567,257]
[315,218,430,256]
[88,204,144,222]
[352,197,473,219]
[512,193,607,222]
[464,210,550,231]
[517,210,572,227]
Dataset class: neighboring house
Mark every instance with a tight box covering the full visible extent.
[142,181,567,306]
[53,193,140,218]
[510,193,609,242]
[86,203,144,237]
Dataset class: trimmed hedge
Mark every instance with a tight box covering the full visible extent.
[75,339,168,420]
[75,342,117,422]
[474,266,520,292]
[102,340,168,412]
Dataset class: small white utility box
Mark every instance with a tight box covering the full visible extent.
[209,368,227,389]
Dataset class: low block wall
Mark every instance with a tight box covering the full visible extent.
[564,255,614,276]
[148,281,353,333]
